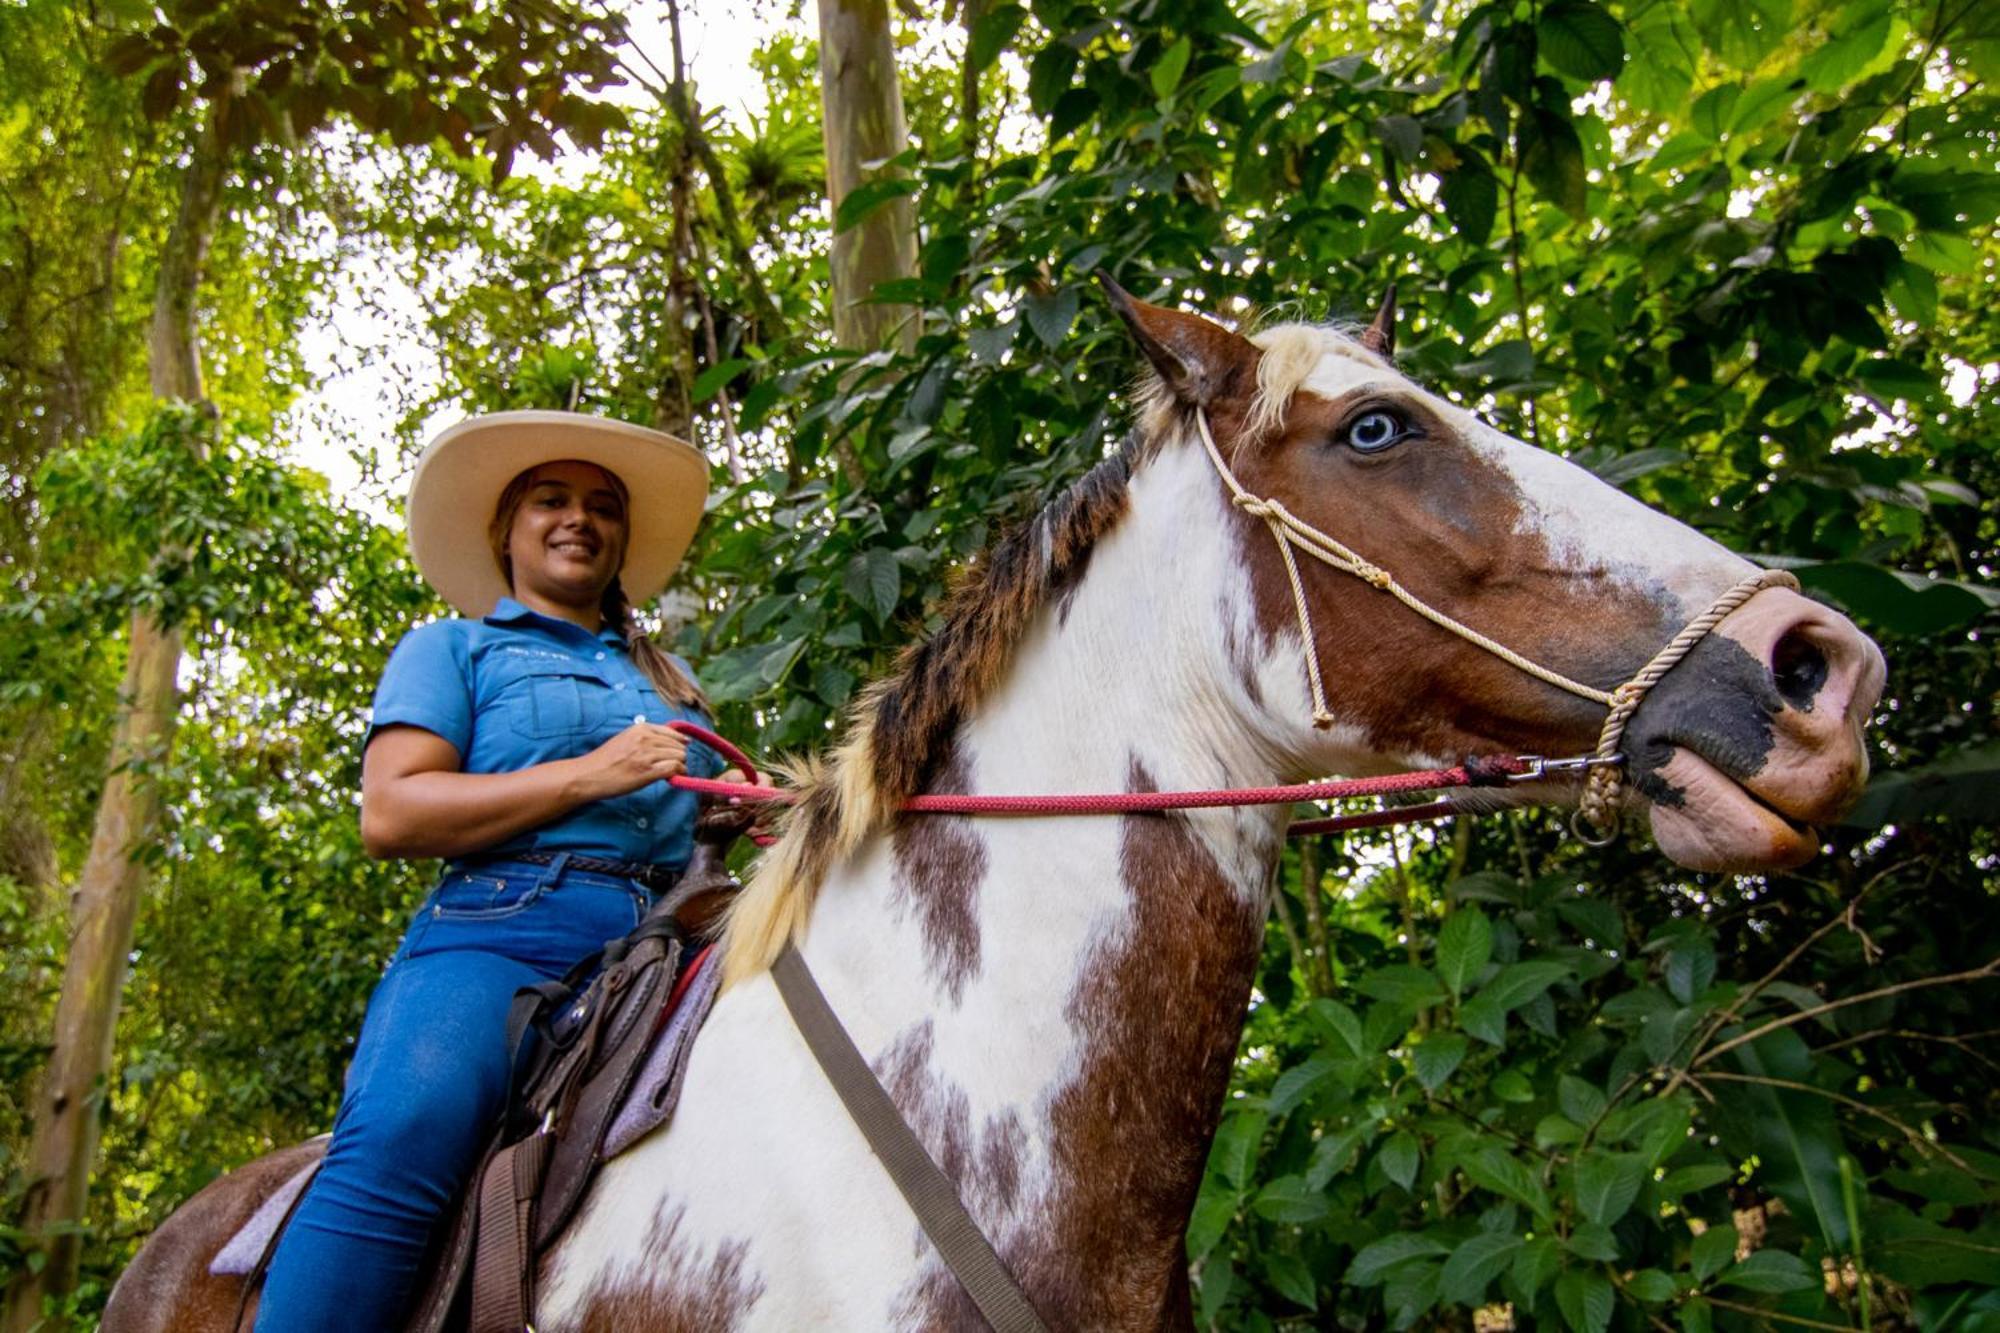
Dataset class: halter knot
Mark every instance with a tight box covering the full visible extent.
[1355,563,1395,591]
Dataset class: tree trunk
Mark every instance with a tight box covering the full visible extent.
[817,0,918,354]
[1,96,228,1332]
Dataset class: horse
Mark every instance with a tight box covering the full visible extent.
[104,285,1884,1331]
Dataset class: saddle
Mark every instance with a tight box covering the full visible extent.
[213,811,747,1333]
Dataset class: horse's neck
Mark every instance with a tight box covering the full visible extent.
[800,445,1299,1319]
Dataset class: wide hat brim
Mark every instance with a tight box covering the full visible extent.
[408,410,710,617]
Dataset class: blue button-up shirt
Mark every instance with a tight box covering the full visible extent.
[367,597,722,869]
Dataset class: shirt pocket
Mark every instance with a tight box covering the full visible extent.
[493,660,613,740]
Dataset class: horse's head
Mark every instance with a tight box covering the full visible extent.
[1107,283,1884,874]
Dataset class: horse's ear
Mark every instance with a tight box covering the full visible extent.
[1098,272,1257,407]
[1358,283,1398,359]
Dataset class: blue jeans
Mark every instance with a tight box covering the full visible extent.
[255,855,651,1332]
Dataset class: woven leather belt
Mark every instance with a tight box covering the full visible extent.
[466,852,682,895]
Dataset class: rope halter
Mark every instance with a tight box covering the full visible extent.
[1192,408,1800,843]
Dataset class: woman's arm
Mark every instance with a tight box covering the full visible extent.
[359,721,692,860]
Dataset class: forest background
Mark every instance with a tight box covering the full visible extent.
[1,0,1996,1328]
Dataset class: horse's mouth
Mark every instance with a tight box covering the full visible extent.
[1644,745,1821,873]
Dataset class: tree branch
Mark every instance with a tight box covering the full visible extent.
[1692,960,2000,1072]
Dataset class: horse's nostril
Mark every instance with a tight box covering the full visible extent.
[1771,627,1829,709]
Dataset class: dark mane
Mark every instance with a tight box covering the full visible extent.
[869,432,1151,801]
[719,427,1162,982]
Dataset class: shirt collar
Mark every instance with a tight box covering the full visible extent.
[483,596,625,648]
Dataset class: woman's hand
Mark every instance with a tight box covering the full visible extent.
[577,721,690,801]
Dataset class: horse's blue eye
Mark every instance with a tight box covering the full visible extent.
[1346,410,1405,453]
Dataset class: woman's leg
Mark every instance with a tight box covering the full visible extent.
[253,945,534,1331]
[253,860,645,1331]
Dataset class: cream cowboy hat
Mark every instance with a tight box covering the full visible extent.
[407,410,709,617]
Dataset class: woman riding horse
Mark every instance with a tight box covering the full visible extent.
[255,412,754,1329]
[110,289,1884,1331]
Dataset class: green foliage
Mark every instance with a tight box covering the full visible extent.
[1213,847,1999,1329]
[1,0,1994,1322]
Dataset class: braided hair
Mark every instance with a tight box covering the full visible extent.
[488,464,710,713]
[600,576,709,711]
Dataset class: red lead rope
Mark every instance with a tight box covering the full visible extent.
[663,722,1535,840]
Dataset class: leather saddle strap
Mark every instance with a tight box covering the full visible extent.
[468,1131,551,1333]
[772,944,1050,1333]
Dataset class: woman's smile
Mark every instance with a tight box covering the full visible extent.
[507,459,630,616]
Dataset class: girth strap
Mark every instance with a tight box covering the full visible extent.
[468,1131,551,1333]
[771,944,1051,1333]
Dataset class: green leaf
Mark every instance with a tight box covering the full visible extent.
[1252,1173,1330,1224]
[1720,1249,1819,1293]
[1629,1268,1679,1302]
[1666,940,1718,1003]
[1026,42,1078,114]
[1414,1034,1470,1090]
[833,176,921,234]
[1349,1232,1451,1285]
[967,320,1017,365]
[1691,84,1741,142]
[1539,1,1625,82]
[967,3,1026,73]
[1440,164,1498,244]
[1310,998,1367,1056]
[1566,1221,1620,1261]
[1556,1269,1615,1333]
[1437,908,1493,996]
[1576,1151,1646,1225]
[1306,1122,1374,1189]
[1262,1250,1319,1310]
[1556,897,1624,948]
[1729,75,1796,134]
[1440,1231,1523,1305]
[1480,961,1571,1010]
[1492,1068,1536,1103]
[1620,8,1696,111]
[1461,1145,1553,1220]
[1559,1075,1607,1127]
[1679,1295,1715,1333]
[1521,109,1587,216]
[1587,446,1687,487]
[843,547,902,625]
[1211,1108,1267,1188]
[1728,1033,1851,1250]
[1513,1235,1562,1296]
[1454,339,1535,385]
[1024,287,1080,350]
[1536,1113,1584,1148]
[1150,36,1192,98]
[692,358,752,404]
[1800,8,1897,93]
[1374,113,1423,163]
[1661,1162,1737,1198]
[1378,1131,1421,1190]
[1358,964,1446,1007]
[1772,559,2000,639]
[1690,0,1791,67]
[1691,1223,1739,1281]
[1268,1051,1340,1115]
[1459,993,1507,1046]
[1186,1179,1236,1261]
[1844,740,2000,825]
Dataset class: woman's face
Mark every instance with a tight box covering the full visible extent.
[504,460,629,607]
